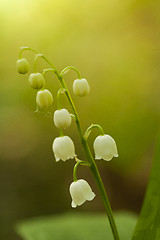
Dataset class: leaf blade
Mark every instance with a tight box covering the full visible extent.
[131,137,160,240]
[16,212,137,240]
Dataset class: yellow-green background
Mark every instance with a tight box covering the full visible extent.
[0,0,160,239]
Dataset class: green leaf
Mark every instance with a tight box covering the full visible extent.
[131,136,160,240]
[16,212,137,240]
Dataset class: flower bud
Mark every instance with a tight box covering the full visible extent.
[69,179,95,208]
[28,73,45,89]
[73,78,90,97]
[93,134,118,161]
[36,89,53,108]
[52,136,76,162]
[16,58,29,74]
[54,109,72,129]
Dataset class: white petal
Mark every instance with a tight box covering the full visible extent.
[114,153,119,157]
[78,179,95,201]
[73,79,90,97]
[54,109,72,129]
[71,201,77,208]
[52,136,75,161]
[94,135,118,161]
[36,89,53,108]
[86,192,96,201]
[70,181,86,206]
[55,155,60,162]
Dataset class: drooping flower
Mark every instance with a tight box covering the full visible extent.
[36,89,53,108]
[69,179,95,208]
[28,73,45,89]
[93,134,118,161]
[73,78,90,97]
[54,108,72,129]
[16,58,29,74]
[52,136,76,162]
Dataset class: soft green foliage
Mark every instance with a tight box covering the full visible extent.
[16,212,137,240]
[131,136,160,240]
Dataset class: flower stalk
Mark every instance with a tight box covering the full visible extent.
[84,123,105,140]
[17,47,120,240]
[73,159,90,182]
[55,69,120,240]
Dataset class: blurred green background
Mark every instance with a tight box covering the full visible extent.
[0,0,160,239]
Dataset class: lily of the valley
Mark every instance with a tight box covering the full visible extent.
[36,89,53,108]
[69,179,95,208]
[93,134,118,161]
[16,58,29,74]
[54,108,72,129]
[73,78,90,97]
[52,136,76,162]
[28,73,45,89]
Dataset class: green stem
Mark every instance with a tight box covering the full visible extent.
[59,129,63,137]
[60,66,81,78]
[55,74,120,240]
[34,54,43,73]
[84,123,105,140]
[81,140,120,240]
[42,68,56,76]
[73,159,90,182]
[19,47,39,59]
[19,47,57,71]
[70,114,76,120]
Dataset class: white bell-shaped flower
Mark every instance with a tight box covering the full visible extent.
[36,89,53,108]
[69,179,95,208]
[52,136,76,162]
[73,78,90,96]
[28,73,45,89]
[16,58,29,74]
[93,134,118,161]
[54,109,72,129]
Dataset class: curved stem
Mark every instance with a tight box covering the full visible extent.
[42,68,56,76]
[55,74,120,240]
[19,47,39,59]
[70,113,76,119]
[73,159,90,182]
[60,66,81,79]
[40,55,58,73]
[84,124,105,140]
[34,54,43,73]
[19,47,58,72]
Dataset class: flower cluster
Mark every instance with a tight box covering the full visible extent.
[51,88,118,207]
[17,49,118,209]
[17,57,54,108]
